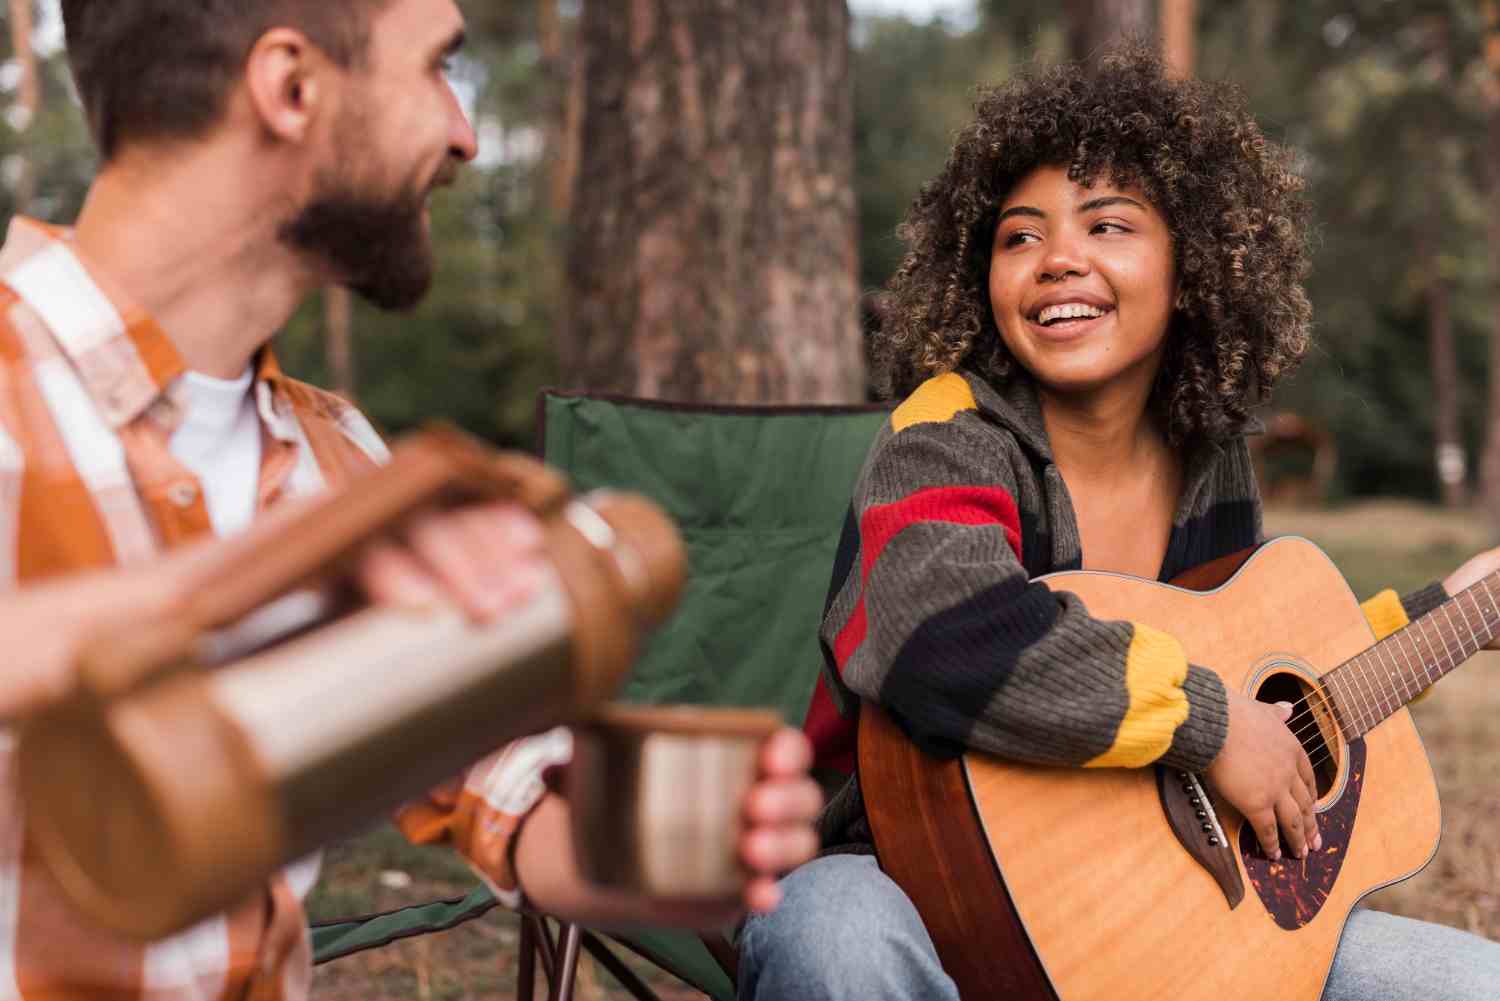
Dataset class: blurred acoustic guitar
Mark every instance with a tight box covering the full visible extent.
[860,535,1495,1001]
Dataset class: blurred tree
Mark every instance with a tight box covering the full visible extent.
[561,0,863,403]
[854,15,1018,294]
[323,287,354,399]
[1159,0,1194,79]
[1479,0,1500,527]
[7,0,38,212]
[1063,0,1150,61]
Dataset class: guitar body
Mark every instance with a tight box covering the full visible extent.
[859,537,1442,1001]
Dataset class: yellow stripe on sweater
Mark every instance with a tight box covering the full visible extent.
[1086,623,1191,769]
[891,372,977,432]
[1360,588,1408,642]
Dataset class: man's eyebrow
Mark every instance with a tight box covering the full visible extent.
[1078,195,1146,213]
[997,205,1044,224]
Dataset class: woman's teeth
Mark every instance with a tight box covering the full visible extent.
[1038,303,1107,325]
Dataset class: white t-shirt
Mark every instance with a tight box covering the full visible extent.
[166,367,261,537]
[165,365,324,901]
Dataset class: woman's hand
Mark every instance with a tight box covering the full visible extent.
[1441,545,1500,649]
[1204,689,1319,861]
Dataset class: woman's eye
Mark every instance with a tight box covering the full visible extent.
[1003,231,1038,248]
[1092,221,1130,235]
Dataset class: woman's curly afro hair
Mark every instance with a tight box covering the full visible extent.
[876,43,1312,443]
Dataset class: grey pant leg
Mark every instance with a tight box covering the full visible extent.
[736,854,960,1001]
[1322,908,1500,1001]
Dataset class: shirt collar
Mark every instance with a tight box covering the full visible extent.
[0,216,187,427]
[253,349,304,444]
[0,216,299,438]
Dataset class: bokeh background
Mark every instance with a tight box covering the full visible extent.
[4,0,1499,997]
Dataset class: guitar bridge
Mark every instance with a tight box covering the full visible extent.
[1157,767,1244,909]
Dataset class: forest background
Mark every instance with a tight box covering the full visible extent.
[4,0,1500,509]
[4,1,1500,998]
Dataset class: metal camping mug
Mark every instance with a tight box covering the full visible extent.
[569,705,783,899]
[16,432,687,940]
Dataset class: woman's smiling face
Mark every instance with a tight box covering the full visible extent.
[988,165,1177,398]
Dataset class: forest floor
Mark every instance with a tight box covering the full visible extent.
[309,499,1500,999]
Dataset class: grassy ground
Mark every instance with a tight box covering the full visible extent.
[310,499,1500,998]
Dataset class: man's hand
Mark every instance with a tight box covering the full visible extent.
[739,728,823,913]
[1204,689,1319,861]
[356,502,550,622]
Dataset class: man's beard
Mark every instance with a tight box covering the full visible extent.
[280,170,435,312]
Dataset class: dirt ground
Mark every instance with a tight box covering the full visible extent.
[310,500,1500,998]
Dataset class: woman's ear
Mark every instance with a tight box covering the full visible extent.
[243,27,327,144]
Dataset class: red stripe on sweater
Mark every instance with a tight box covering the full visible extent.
[831,485,1022,666]
[803,677,856,774]
[809,485,1023,772]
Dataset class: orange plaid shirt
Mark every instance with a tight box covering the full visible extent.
[0,218,567,1000]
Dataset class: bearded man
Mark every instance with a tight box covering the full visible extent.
[0,1,820,996]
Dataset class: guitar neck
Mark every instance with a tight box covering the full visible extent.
[1325,571,1500,738]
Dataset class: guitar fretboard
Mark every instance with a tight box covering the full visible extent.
[1324,572,1500,739]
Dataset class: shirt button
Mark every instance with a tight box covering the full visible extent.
[167,482,199,508]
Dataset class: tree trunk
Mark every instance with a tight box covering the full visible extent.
[1480,2,1500,526]
[1424,244,1467,507]
[561,0,863,403]
[1064,0,1152,63]
[7,0,39,213]
[324,287,355,400]
[1159,0,1195,78]
[538,0,582,218]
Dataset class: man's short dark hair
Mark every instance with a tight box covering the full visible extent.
[61,1,391,161]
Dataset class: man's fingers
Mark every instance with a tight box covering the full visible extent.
[406,511,493,616]
[757,728,813,778]
[744,777,823,826]
[740,825,818,876]
[357,541,442,608]
[742,877,784,914]
[403,505,548,621]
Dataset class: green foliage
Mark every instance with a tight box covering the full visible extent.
[855,1,1500,501]
[7,1,1500,493]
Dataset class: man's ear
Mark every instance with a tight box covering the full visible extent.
[244,27,329,144]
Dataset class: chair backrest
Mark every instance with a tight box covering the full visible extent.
[539,390,891,724]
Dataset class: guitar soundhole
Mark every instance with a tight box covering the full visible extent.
[1255,671,1339,800]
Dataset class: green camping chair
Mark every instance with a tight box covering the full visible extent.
[313,389,890,1000]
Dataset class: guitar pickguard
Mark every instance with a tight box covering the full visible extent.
[1240,738,1367,930]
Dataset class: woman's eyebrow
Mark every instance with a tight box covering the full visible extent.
[1078,195,1146,213]
[996,206,1044,223]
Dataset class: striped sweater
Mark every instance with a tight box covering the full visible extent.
[805,369,1446,847]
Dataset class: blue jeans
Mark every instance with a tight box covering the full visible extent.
[737,855,1500,1001]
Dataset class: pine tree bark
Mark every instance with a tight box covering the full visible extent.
[1159,0,1195,79]
[1480,2,1500,526]
[1064,0,1152,63]
[324,287,355,400]
[561,0,863,403]
[7,0,39,213]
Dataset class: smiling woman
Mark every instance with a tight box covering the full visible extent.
[875,43,1312,445]
[741,40,1500,1001]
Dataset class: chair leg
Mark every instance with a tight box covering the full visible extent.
[550,922,582,1001]
[517,916,537,1001]
[531,915,559,978]
[580,930,666,1001]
